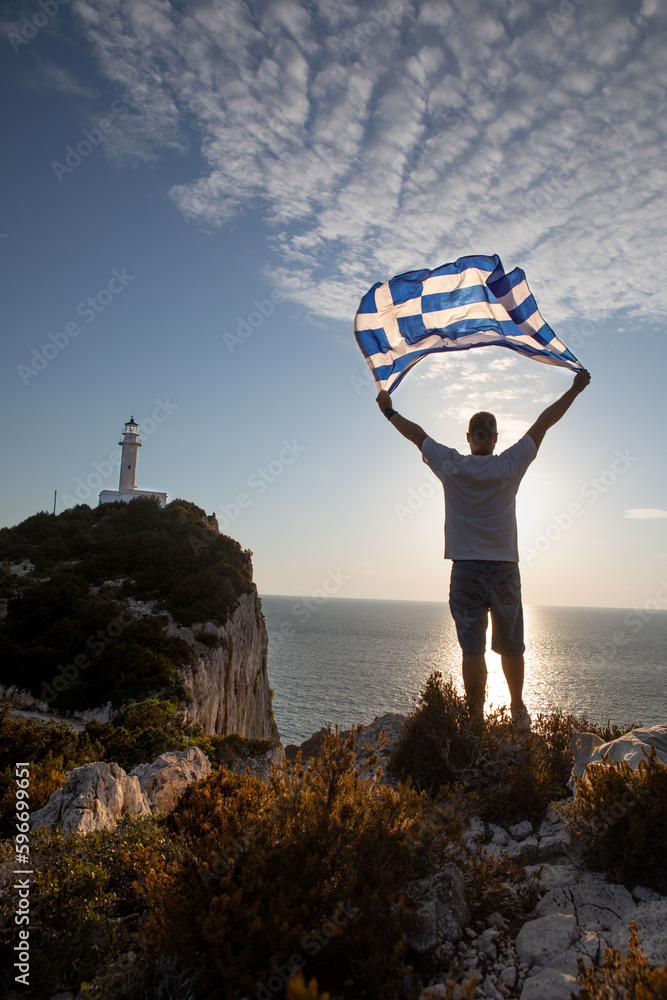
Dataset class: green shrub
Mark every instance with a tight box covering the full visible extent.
[0,701,215,836]
[142,729,462,999]
[387,670,625,827]
[575,920,667,999]
[0,814,179,997]
[0,704,104,837]
[85,698,214,771]
[0,497,254,710]
[565,748,667,894]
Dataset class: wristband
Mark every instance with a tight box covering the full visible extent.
[384,407,397,420]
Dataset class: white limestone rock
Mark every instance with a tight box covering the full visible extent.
[499,966,516,986]
[31,761,150,834]
[510,820,533,840]
[609,898,667,966]
[228,740,284,783]
[545,945,591,978]
[519,967,578,1000]
[570,725,667,791]
[535,873,636,933]
[402,863,471,953]
[524,862,581,893]
[516,835,539,863]
[515,913,578,967]
[537,830,570,860]
[130,746,212,812]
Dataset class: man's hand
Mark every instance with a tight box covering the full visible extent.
[376,389,392,412]
[527,367,592,451]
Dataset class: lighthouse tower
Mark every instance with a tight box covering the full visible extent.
[99,416,168,508]
[118,416,141,491]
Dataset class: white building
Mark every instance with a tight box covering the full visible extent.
[99,417,167,508]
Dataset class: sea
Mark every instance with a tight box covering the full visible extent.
[260,597,667,746]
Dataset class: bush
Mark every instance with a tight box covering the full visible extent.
[387,670,622,827]
[0,814,179,997]
[565,748,667,894]
[85,698,215,771]
[0,704,104,837]
[0,701,215,837]
[575,921,667,999]
[142,729,462,999]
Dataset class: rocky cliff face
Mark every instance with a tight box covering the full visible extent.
[3,585,277,742]
[171,586,277,739]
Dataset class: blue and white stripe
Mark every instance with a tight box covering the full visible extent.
[354,253,582,393]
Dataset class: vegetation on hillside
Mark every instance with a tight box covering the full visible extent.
[0,496,254,710]
[0,701,271,839]
[1,686,664,998]
[566,748,667,895]
[0,728,529,1000]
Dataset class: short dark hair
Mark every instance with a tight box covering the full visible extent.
[468,411,497,444]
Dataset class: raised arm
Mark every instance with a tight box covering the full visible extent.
[527,369,591,451]
[376,389,428,449]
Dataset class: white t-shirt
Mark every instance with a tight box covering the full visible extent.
[421,434,537,561]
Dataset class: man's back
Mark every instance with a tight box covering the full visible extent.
[421,434,537,561]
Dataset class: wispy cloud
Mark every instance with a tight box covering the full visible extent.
[625,509,667,519]
[24,60,98,98]
[69,0,667,327]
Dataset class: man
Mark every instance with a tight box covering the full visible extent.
[376,368,591,729]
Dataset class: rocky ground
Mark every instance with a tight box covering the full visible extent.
[287,713,667,1000]
[29,711,667,999]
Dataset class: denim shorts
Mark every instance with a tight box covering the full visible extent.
[449,560,524,656]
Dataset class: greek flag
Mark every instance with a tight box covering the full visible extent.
[354,253,582,393]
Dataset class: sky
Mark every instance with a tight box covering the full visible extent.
[1,0,667,610]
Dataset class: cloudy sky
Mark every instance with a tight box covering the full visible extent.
[2,0,666,610]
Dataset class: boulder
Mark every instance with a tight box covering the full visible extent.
[519,967,578,1000]
[130,746,212,812]
[570,725,667,790]
[610,898,667,966]
[515,912,578,966]
[402,863,471,953]
[31,761,150,834]
[510,819,533,840]
[524,862,582,893]
[228,739,284,783]
[535,872,635,933]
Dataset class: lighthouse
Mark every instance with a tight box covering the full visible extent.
[118,416,140,491]
[99,417,167,507]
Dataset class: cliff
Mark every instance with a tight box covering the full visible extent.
[175,588,278,739]
[0,497,278,740]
